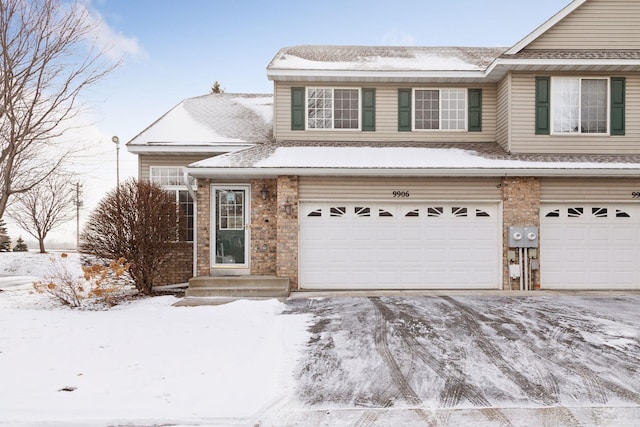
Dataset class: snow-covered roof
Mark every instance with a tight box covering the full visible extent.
[267,45,509,83]
[127,93,273,154]
[268,46,507,72]
[186,142,640,178]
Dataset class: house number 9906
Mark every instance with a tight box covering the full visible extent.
[393,191,410,198]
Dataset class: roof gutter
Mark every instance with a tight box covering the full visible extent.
[184,166,640,179]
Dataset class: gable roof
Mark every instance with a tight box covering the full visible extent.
[506,0,586,54]
[127,93,273,154]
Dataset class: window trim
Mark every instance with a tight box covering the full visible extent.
[550,76,611,136]
[149,166,195,242]
[305,87,362,131]
[412,88,468,132]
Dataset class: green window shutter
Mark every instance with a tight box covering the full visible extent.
[398,89,412,132]
[291,87,305,130]
[468,88,482,132]
[611,77,625,136]
[535,77,551,135]
[362,88,376,131]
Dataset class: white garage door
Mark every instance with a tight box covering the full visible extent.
[541,204,640,289]
[299,202,501,289]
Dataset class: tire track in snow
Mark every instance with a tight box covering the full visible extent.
[355,298,435,427]
[482,299,640,406]
[391,299,513,426]
[441,296,581,427]
[370,298,512,427]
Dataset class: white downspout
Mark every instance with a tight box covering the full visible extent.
[184,171,197,278]
[519,248,524,291]
[524,248,529,291]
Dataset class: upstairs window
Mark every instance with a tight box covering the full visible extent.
[414,88,466,131]
[552,77,608,134]
[307,88,360,130]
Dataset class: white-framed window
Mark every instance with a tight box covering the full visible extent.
[149,166,195,241]
[414,88,466,131]
[307,87,360,130]
[552,77,609,134]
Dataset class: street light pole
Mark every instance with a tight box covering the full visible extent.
[112,136,120,187]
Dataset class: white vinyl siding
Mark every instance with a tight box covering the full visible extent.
[298,177,502,202]
[525,0,640,50]
[496,75,511,151]
[274,82,497,143]
[540,178,640,202]
[509,73,640,154]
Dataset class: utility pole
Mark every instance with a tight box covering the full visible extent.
[74,182,83,250]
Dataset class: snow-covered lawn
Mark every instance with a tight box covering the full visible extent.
[0,252,311,426]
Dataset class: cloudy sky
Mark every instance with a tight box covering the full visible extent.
[7,0,573,246]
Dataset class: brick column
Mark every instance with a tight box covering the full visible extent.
[501,177,541,290]
[276,176,299,290]
[196,179,211,276]
[250,179,277,275]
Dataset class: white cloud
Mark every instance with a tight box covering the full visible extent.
[381,30,416,46]
[76,1,145,63]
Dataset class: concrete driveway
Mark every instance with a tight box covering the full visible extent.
[265,294,640,426]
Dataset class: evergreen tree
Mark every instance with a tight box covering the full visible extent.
[13,236,28,252]
[211,80,224,94]
[0,218,10,251]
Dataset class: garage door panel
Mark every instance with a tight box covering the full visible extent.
[541,203,640,290]
[300,202,500,289]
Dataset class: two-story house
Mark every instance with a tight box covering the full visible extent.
[128,0,640,294]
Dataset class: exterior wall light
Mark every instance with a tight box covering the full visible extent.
[261,183,269,200]
[283,197,293,215]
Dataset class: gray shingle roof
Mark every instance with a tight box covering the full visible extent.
[503,50,640,60]
[128,93,273,146]
[268,45,508,72]
[189,141,640,170]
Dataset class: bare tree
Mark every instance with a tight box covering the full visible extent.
[8,172,75,253]
[81,179,184,295]
[0,0,117,220]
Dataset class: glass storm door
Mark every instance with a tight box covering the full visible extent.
[213,187,249,267]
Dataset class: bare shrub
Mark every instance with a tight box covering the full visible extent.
[33,253,135,308]
[80,179,183,295]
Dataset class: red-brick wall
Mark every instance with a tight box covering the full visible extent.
[156,241,193,286]
[250,179,278,275]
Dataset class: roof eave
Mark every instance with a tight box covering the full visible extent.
[126,143,256,155]
[184,166,640,179]
[266,69,487,82]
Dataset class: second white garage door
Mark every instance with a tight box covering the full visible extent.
[541,204,640,290]
[299,202,501,289]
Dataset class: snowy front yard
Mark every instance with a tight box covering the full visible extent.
[0,290,310,427]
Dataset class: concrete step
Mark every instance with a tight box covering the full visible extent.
[185,275,290,298]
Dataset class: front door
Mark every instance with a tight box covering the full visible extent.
[212,186,249,269]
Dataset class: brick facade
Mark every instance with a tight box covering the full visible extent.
[250,179,277,275]
[156,242,194,286]
[276,176,299,289]
[501,177,541,290]
[195,179,211,276]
